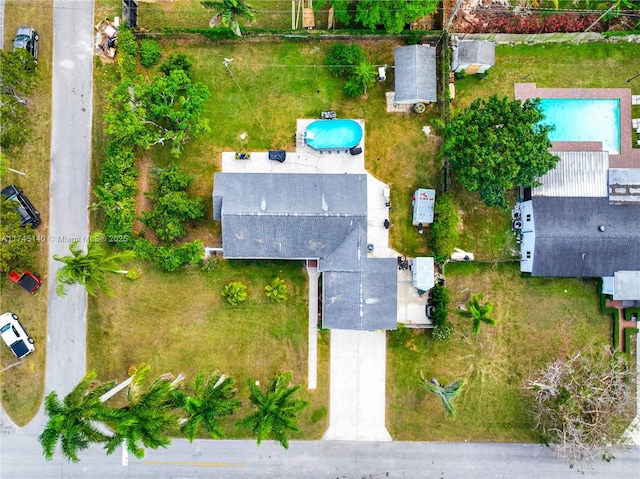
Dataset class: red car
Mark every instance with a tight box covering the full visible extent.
[8,271,42,294]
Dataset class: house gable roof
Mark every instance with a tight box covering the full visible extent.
[393,45,437,104]
[531,197,640,277]
[213,173,367,259]
[213,172,397,330]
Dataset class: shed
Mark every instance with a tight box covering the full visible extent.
[412,188,435,226]
[393,45,437,105]
[451,39,495,75]
[412,257,435,293]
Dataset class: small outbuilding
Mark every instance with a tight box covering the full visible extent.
[412,257,435,293]
[412,188,435,226]
[393,45,437,110]
[451,39,495,75]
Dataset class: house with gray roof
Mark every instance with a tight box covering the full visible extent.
[451,39,495,75]
[213,172,398,331]
[518,151,640,301]
[393,45,437,106]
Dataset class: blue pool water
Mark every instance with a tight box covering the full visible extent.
[538,98,620,154]
[304,119,363,151]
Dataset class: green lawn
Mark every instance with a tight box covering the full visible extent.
[1,0,53,426]
[387,262,611,441]
[88,259,330,439]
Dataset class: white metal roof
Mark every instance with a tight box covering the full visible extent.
[532,150,609,197]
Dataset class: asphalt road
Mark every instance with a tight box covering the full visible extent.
[44,0,94,402]
[1,434,639,479]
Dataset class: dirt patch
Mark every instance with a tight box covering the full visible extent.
[133,154,159,244]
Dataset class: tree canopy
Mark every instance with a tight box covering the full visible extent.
[326,0,439,33]
[201,0,256,36]
[0,197,39,272]
[236,372,309,449]
[53,232,135,297]
[526,347,635,465]
[443,95,559,208]
[0,49,37,150]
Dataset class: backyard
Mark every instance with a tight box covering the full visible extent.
[1,3,638,444]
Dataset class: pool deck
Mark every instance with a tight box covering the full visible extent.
[514,83,640,169]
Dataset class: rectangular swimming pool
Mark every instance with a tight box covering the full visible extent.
[538,98,620,154]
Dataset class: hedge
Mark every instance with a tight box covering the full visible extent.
[624,328,639,356]
[430,193,459,265]
[624,308,640,321]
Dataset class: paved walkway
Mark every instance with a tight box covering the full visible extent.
[306,264,319,390]
[323,330,391,441]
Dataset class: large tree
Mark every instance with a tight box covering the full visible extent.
[0,197,39,272]
[53,232,135,297]
[105,365,181,459]
[0,49,37,150]
[326,0,439,33]
[443,95,559,208]
[39,371,116,463]
[236,372,309,449]
[526,347,635,464]
[172,371,241,442]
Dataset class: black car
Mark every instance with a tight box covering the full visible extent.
[1,185,41,227]
[13,26,39,63]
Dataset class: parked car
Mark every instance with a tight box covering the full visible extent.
[1,185,41,227]
[0,312,35,359]
[8,271,42,294]
[12,26,39,63]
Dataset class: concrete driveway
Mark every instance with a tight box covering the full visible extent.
[323,329,391,441]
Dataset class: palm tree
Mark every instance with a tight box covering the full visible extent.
[354,60,376,95]
[172,371,242,442]
[457,294,496,334]
[420,374,465,419]
[39,370,117,463]
[201,0,256,36]
[236,372,309,449]
[104,365,181,459]
[53,232,135,297]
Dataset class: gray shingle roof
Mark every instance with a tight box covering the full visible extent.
[213,172,397,330]
[394,45,437,104]
[531,197,640,277]
[452,40,495,69]
[213,173,367,259]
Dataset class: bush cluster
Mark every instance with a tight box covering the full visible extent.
[325,43,366,78]
[141,165,205,243]
[96,54,205,271]
[460,13,601,34]
[430,284,453,342]
[139,38,161,68]
[430,193,460,265]
[133,238,204,272]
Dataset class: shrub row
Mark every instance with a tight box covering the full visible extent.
[97,51,204,271]
[459,13,601,34]
[430,193,459,265]
[624,328,639,356]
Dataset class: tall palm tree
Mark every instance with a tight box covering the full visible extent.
[172,371,242,442]
[53,232,135,297]
[39,370,117,463]
[457,294,496,334]
[104,365,180,459]
[236,371,309,449]
[201,0,256,36]
[420,374,465,419]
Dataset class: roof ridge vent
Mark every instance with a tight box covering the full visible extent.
[261,197,266,211]
[322,194,328,212]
